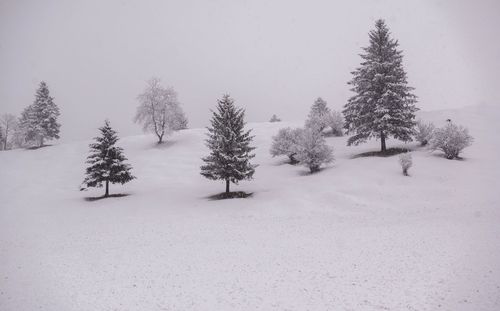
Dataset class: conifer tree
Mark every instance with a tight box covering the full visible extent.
[81,120,135,197]
[200,94,256,194]
[18,105,37,146]
[343,19,418,152]
[30,81,61,146]
[305,97,331,132]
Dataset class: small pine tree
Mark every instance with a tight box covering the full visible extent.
[81,120,135,197]
[343,19,418,152]
[305,97,331,132]
[200,94,257,194]
[270,114,281,122]
[31,81,61,146]
[295,128,334,173]
[17,105,37,147]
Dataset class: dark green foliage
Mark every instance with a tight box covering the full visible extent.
[200,94,257,194]
[81,120,135,197]
[343,19,418,152]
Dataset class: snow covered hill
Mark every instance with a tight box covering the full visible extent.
[1,105,499,310]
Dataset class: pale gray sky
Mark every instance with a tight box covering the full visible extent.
[1,0,499,141]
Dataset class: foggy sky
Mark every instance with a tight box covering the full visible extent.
[1,0,499,142]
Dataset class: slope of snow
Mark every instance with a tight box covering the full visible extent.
[1,105,499,310]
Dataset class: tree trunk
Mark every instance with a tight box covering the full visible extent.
[225,179,230,194]
[158,133,163,144]
[380,132,386,152]
[39,136,44,147]
[105,180,109,197]
[4,125,8,150]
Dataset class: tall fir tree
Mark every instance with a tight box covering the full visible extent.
[81,120,135,197]
[18,82,61,147]
[200,94,257,194]
[343,19,418,152]
[31,81,61,146]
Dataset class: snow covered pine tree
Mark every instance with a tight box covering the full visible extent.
[81,120,135,198]
[305,97,330,133]
[343,19,418,152]
[19,81,61,147]
[200,94,257,196]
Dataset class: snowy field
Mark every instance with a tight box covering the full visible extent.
[1,105,499,311]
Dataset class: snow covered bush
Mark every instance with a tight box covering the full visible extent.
[295,128,334,173]
[399,152,412,176]
[326,110,344,136]
[81,120,135,197]
[430,122,473,159]
[134,77,188,144]
[415,120,435,146]
[269,114,281,122]
[270,127,303,164]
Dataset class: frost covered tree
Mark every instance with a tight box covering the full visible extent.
[399,152,412,176]
[269,114,281,122]
[29,82,61,147]
[270,127,303,164]
[326,110,344,136]
[81,120,135,197]
[17,82,61,147]
[200,94,257,194]
[17,104,37,146]
[415,120,435,146]
[343,19,418,152]
[430,121,473,159]
[295,128,334,173]
[305,97,331,132]
[0,113,17,150]
[134,77,188,144]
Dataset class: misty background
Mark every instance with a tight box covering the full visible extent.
[1,0,499,142]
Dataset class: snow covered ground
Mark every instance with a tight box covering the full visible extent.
[1,105,499,310]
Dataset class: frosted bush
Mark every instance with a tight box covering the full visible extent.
[430,122,473,159]
[270,127,303,164]
[399,152,412,176]
[415,120,435,146]
[295,128,334,173]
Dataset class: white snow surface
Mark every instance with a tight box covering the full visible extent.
[1,105,499,310]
